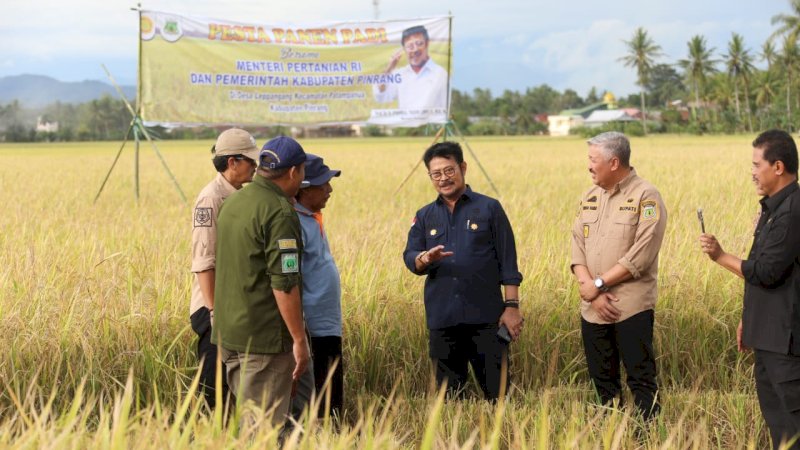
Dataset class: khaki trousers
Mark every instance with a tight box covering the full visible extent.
[220,347,294,429]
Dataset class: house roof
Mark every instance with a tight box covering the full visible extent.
[584,110,638,124]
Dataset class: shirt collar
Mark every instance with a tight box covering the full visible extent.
[609,168,637,193]
[253,174,288,197]
[435,184,473,205]
[761,182,799,212]
[215,172,238,196]
[294,202,314,216]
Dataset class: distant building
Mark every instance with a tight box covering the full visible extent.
[584,110,638,128]
[548,92,618,136]
[36,117,58,133]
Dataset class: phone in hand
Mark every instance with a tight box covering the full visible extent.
[497,324,512,343]
[697,208,705,233]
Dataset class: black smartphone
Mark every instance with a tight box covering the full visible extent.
[497,324,512,343]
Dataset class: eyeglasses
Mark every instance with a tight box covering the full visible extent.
[404,39,426,51]
[428,166,457,181]
[234,155,256,165]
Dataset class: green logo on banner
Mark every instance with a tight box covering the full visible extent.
[281,253,299,273]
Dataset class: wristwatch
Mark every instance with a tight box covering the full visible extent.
[594,277,610,293]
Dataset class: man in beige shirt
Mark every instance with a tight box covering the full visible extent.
[190,128,259,408]
[570,131,667,421]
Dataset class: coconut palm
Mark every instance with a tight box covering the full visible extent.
[781,35,800,131]
[771,0,800,43]
[619,27,663,134]
[724,33,755,131]
[762,40,778,70]
[678,35,718,122]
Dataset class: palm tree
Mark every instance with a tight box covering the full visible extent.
[619,27,663,134]
[724,33,755,131]
[762,40,778,71]
[678,35,718,122]
[754,70,779,129]
[771,0,800,43]
[781,35,800,131]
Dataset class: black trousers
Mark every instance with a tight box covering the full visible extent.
[310,335,344,418]
[190,307,229,409]
[581,309,660,420]
[429,323,509,401]
[755,349,800,450]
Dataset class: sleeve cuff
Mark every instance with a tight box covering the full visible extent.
[270,274,302,293]
[741,259,755,282]
[618,256,641,279]
[191,256,215,273]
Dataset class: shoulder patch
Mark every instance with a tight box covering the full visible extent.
[194,207,212,227]
[640,200,658,220]
[281,253,299,273]
[278,239,297,250]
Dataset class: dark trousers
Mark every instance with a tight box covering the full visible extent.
[581,309,660,420]
[310,335,344,418]
[190,307,229,409]
[429,323,509,401]
[755,349,800,450]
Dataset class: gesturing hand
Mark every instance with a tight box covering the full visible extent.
[421,245,454,265]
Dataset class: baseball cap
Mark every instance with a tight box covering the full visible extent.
[260,136,308,170]
[302,154,341,187]
[212,128,260,161]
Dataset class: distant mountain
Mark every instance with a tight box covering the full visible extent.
[0,74,136,108]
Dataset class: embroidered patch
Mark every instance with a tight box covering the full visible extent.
[278,239,297,250]
[583,225,590,238]
[641,200,658,220]
[619,205,638,212]
[470,223,478,230]
[430,229,437,236]
[281,253,299,273]
[585,195,598,203]
[627,198,634,203]
[194,207,212,227]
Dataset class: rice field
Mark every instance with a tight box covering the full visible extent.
[0,134,777,448]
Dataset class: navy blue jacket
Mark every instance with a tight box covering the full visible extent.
[404,186,523,330]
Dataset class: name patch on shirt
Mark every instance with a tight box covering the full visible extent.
[641,200,658,220]
[619,205,638,212]
[281,253,299,273]
[278,239,298,250]
[194,207,212,227]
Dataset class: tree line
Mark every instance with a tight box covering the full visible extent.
[4,0,800,141]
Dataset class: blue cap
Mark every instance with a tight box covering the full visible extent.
[259,136,307,170]
[303,154,341,186]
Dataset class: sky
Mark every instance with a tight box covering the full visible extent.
[0,0,789,98]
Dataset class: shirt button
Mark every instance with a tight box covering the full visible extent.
[455,294,460,298]
[453,277,457,281]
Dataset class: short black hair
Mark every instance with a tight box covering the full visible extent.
[753,129,799,175]
[423,141,463,169]
[212,153,252,173]
[401,25,429,45]
[212,154,230,172]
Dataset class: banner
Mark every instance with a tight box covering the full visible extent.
[139,11,452,127]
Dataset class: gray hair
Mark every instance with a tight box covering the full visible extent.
[587,131,631,167]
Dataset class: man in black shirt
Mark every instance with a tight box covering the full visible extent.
[700,129,800,450]
[403,141,523,400]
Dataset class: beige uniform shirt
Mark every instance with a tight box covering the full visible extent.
[190,173,236,315]
[571,169,667,324]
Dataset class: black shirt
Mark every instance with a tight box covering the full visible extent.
[403,186,523,330]
[742,182,800,354]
